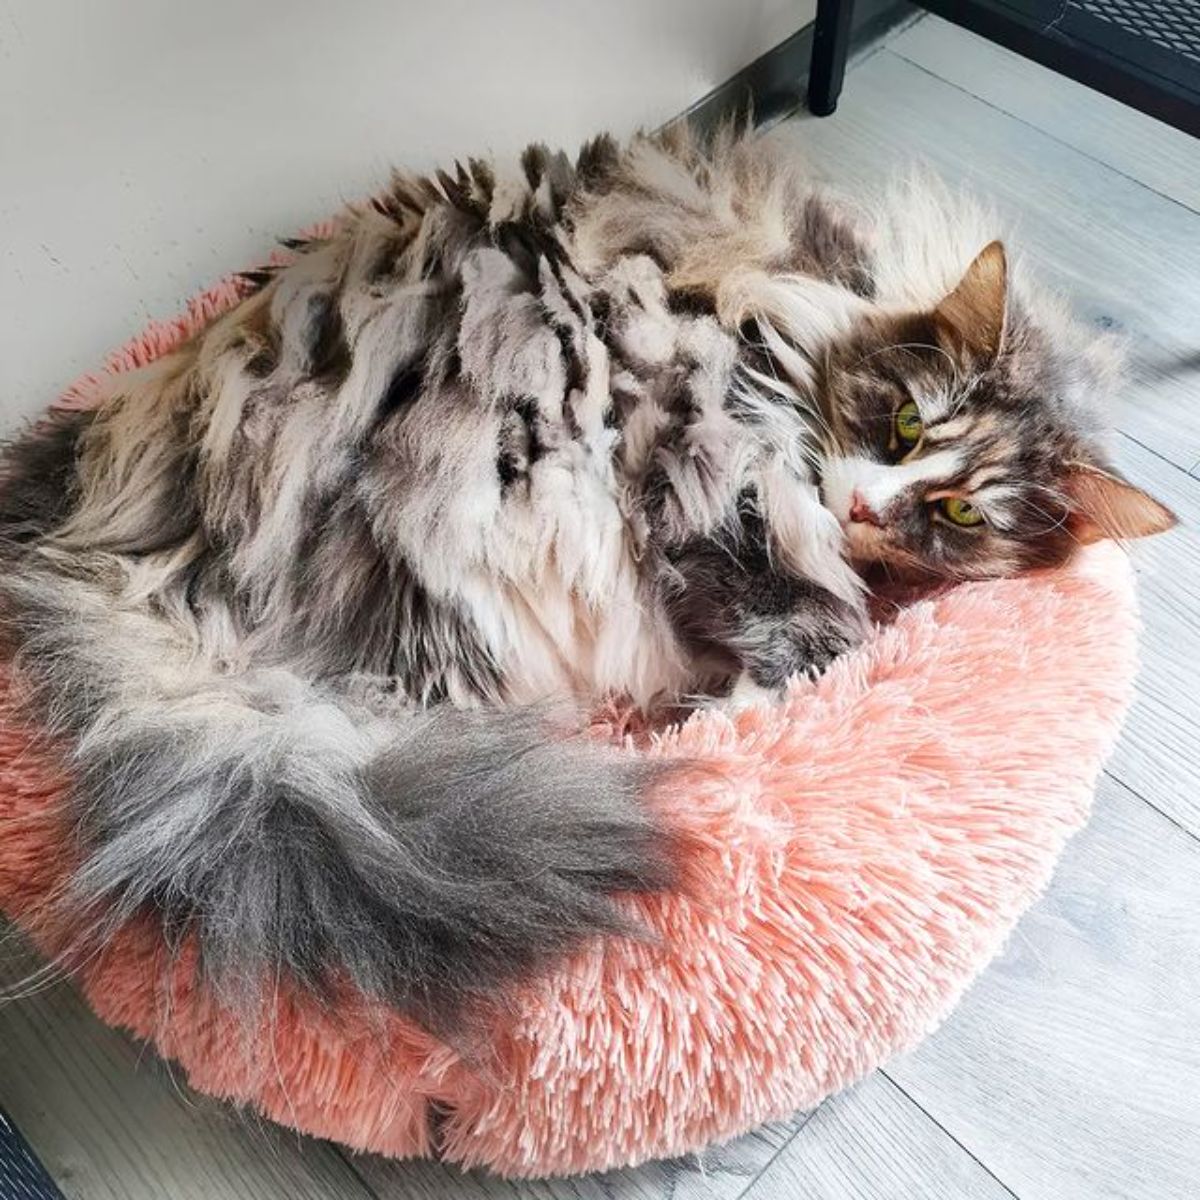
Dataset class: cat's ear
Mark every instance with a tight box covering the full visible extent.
[933,241,1008,362]
[1064,461,1177,544]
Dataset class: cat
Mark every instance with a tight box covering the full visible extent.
[0,124,1174,1032]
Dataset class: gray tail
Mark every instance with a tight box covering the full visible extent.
[0,414,679,1031]
[71,696,678,1032]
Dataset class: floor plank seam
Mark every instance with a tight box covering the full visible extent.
[884,48,1200,219]
[847,9,929,74]
[877,1070,1021,1200]
[1117,430,1200,486]
[331,1146,392,1200]
[1103,769,1200,847]
[730,1105,825,1200]
[869,10,931,61]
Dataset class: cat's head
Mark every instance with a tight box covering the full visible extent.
[817,241,1175,581]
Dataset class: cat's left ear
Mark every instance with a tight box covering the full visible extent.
[933,240,1008,362]
[1064,461,1177,543]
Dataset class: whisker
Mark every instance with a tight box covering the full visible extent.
[852,341,953,371]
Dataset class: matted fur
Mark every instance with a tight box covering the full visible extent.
[0,124,1165,1036]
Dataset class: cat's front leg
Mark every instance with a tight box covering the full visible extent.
[660,536,868,704]
[727,579,868,694]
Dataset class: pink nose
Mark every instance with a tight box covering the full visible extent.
[849,491,884,527]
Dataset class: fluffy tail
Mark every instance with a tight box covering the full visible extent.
[0,415,678,1031]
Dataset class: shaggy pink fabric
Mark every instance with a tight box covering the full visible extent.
[0,257,1140,1177]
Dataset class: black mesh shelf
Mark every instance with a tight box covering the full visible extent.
[808,0,1200,136]
[1076,0,1200,66]
[914,0,1200,134]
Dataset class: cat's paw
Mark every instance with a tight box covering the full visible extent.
[801,630,862,679]
[720,673,784,715]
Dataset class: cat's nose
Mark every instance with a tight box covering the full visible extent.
[849,491,884,527]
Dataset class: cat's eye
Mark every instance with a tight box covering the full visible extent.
[940,497,985,527]
[894,400,922,447]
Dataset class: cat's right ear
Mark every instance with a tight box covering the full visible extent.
[1064,461,1177,544]
[933,241,1008,363]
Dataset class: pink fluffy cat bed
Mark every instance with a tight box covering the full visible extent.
[0,269,1139,1178]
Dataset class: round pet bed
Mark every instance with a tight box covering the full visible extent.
[0,261,1139,1178]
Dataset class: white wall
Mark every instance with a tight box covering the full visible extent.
[0,0,814,428]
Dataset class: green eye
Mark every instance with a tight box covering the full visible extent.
[894,400,923,446]
[940,497,985,527]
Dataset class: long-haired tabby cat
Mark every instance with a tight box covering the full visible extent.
[0,126,1174,1032]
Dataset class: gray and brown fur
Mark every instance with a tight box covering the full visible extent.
[0,125,1173,1030]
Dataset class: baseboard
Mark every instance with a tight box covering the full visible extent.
[677,0,917,135]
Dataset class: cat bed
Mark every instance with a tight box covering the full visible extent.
[0,265,1139,1178]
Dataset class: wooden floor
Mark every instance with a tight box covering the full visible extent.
[3,17,1199,1199]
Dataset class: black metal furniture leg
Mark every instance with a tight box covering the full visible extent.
[808,0,856,116]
